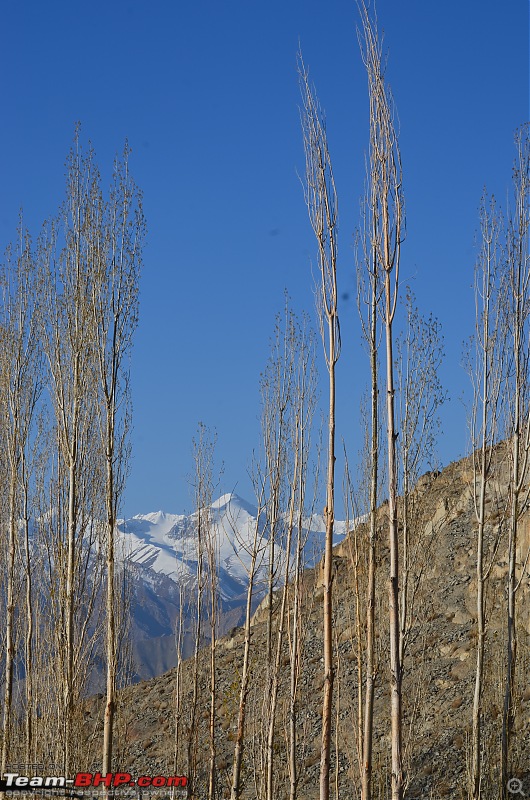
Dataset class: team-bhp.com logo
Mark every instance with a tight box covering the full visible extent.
[74,774,187,790]
[1,773,187,791]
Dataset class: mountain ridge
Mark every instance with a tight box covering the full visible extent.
[118,491,347,680]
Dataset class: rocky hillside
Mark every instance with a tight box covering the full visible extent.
[83,444,530,799]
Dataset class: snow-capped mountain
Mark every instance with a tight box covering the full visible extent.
[117,493,347,680]
[119,493,346,599]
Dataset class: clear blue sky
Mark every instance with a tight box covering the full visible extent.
[1,1,528,517]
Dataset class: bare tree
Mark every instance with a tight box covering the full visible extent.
[262,296,295,676]
[0,220,42,777]
[467,193,506,800]
[264,306,318,800]
[396,288,445,666]
[190,424,219,800]
[355,80,382,800]
[89,143,144,776]
[357,3,405,796]
[287,316,318,800]
[230,472,268,800]
[501,123,530,794]
[186,425,212,797]
[38,131,105,774]
[299,53,340,800]
[172,576,186,798]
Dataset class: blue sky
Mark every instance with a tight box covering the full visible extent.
[1,1,528,517]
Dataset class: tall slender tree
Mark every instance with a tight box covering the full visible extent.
[264,305,317,800]
[501,124,530,794]
[396,288,445,666]
[299,53,340,800]
[358,4,405,797]
[38,131,105,773]
[89,144,143,777]
[0,221,42,777]
[467,193,506,800]
[355,82,382,800]
[230,470,268,800]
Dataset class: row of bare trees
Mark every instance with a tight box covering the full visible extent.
[1,4,527,799]
[468,126,530,800]
[296,3,528,800]
[299,2,408,796]
[0,130,143,777]
[169,301,320,800]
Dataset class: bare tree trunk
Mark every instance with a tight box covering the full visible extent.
[362,318,377,800]
[468,194,505,800]
[39,131,110,774]
[230,482,267,800]
[502,124,530,794]
[193,425,218,800]
[172,581,185,799]
[266,446,298,800]
[356,189,380,800]
[261,301,315,800]
[0,223,41,778]
[230,562,255,800]
[64,452,77,775]
[23,479,34,766]
[384,273,403,800]
[299,54,340,800]
[102,449,116,777]
[187,504,204,797]
[207,573,217,800]
[289,504,303,800]
[289,319,317,800]
[357,6,405,795]
[1,489,17,779]
[90,147,143,780]
[261,298,296,794]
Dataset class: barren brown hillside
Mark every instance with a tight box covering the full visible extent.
[82,444,530,799]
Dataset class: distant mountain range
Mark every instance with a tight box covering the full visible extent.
[118,493,346,680]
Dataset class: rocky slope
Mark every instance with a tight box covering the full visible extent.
[83,444,530,799]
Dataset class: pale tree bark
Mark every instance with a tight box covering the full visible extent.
[230,474,268,800]
[0,221,42,779]
[183,425,219,799]
[21,412,47,767]
[189,424,218,800]
[206,519,219,800]
[501,123,530,795]
[355,124,382,800]
[259,297,296,798]
[187,427,209,797]
[172,579,185,797]
[89,144,143,777]
[358,4,405,797]
[264,307,317,800]
[467,193,506,800]
[262,296,295,678]
[299,53,340,800]
[38,131,105,774]
[342,449,365,782]
[288,315,317,800]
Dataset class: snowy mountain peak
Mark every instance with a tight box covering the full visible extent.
[211,492,258,519]
[118,494,347,603]
[212,493,234,510]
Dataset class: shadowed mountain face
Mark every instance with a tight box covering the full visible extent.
[119,493,347,680]
[83,445,530,798]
